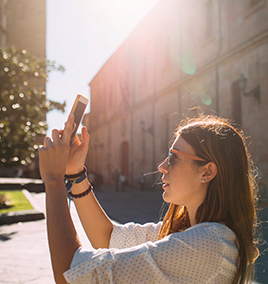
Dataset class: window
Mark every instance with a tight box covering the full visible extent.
[139,57,147,87]
[205,0,213,38]
[165,36,170,68]
[121,141,129,178]
[161,115,170,154]
[250,0,262,7]
[231,81,242,127]
[161,36,170,74]
[108,85,114,108]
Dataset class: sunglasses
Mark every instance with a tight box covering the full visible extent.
[167,148,206,167]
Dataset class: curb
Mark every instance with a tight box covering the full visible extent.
[0,189,45,225]
[0,177,45,192]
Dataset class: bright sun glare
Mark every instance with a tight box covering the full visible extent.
[112,0,156,15]
[75,0,158,51]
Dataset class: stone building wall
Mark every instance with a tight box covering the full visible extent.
[84,0,268,188]
[0,0,46,177]
[5,0,46,58]
[0,0,46,57]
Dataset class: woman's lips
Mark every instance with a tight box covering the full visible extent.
[162,180,169,188]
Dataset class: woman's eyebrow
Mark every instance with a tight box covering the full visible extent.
[171,148,206,161]
[170,148,180,158]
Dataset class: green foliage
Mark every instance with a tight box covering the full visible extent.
[0,46,66,168]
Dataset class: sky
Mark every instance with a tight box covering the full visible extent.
[46,0,158,135]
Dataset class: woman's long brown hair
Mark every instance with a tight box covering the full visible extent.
[158,115,259,284]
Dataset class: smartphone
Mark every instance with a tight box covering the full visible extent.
[70,94,89,140]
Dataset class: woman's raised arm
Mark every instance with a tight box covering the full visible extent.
[60,115,113,249]
[67,177,114,249]
[39,114,81,283]
[39,114,113,283]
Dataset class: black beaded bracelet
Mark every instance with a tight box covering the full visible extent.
[65,166,87,180]
[67,184,93,200]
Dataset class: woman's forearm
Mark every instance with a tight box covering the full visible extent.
[70,179,114,249]
[45,180,81,284]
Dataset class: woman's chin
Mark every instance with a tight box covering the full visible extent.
[162,191,170,203]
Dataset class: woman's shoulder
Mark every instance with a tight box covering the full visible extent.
[165,222,238,265]
[171,222,237,245]
[188,221,234,231]
[187,222,235,236]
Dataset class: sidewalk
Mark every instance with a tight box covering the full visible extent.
[0,184,163,284]
[0,192,93,284]
[94,184,165,224]
[0,183,267,283]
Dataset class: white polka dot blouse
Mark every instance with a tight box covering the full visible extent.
[63,222,238,283]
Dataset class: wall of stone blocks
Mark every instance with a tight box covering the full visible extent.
[5,0,46,58]
[85,0,268,189]
[0,0,46,177]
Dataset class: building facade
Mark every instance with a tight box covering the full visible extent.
[0,0,46,177]
[0,0,46,57]
[84,0,268,189]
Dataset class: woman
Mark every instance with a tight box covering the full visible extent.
[39,114,258,284]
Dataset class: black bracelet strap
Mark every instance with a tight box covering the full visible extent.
[67,184,93,200]
[65,166,87,180]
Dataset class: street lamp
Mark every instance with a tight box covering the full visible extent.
[238,74,247,92]
[238,74,261,103]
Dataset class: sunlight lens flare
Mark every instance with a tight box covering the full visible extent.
[183,79,212,106]
[75,0,157,51]
[169,32,196,75]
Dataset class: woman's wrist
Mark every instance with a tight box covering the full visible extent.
[69,178,91,195]
[65,166,85,177]
[44,178,66,193]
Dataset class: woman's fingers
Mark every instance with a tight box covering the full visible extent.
[44,136,53,148]
[38,116,76,182]
[81,127,90,150]
[52,129,61,144]
[44,129,63,147]
[62,114,75,144]
[58,129,63,137]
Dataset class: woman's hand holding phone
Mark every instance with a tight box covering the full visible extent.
[39,114,75,183]
[65,125,90,176]
[39,113,90,182]
[39,94,90,181]
[64,94,90,175]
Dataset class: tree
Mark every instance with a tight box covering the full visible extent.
[0,46,66,169]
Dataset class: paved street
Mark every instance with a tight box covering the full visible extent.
[0,192,92,284]
[0,184,163,284]
[0,184,267,283]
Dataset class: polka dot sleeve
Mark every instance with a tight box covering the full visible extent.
[109,222,162,249]
[63,222,238,284]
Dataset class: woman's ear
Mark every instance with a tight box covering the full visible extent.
[201,162,217,183]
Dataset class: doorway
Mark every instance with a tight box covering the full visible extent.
[121,141,129,179]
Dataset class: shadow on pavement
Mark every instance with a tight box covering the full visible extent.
[0,231,17,242]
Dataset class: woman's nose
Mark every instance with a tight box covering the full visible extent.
[158,157,169,174]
